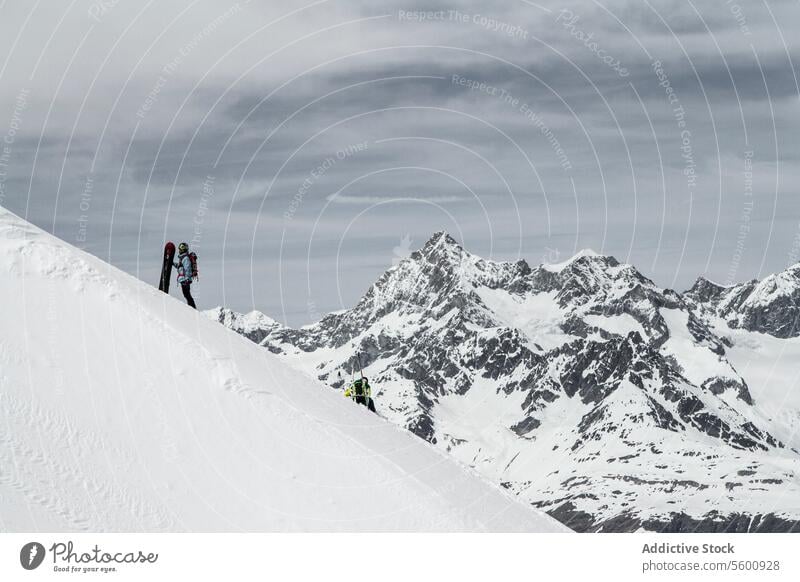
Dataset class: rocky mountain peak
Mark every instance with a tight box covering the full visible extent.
[424,230,461,249]
[686,276,730,302]
[686,265,800,338]
[206,306,282,344]
[539,248,606,271]
[415,230,466,264]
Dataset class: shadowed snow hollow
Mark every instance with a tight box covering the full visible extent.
[0,208,566,532]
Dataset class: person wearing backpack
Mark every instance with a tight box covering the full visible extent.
[174,242,197,309]
[344,376,376,412]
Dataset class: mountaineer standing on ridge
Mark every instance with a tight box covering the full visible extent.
[174,242,198,309]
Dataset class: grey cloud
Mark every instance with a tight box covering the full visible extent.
[1,0,799,325]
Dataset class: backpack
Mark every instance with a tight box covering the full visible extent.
[188,252,198,280]
[352,378,370,397]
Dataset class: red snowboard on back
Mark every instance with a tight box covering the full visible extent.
[158,241,176,293]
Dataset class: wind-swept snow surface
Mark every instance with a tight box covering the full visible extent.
[0,208,566,532]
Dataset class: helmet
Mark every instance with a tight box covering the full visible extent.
[178,242,189,253]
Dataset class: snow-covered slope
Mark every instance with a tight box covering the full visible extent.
[214,233,800,532]
[0,208,566,532]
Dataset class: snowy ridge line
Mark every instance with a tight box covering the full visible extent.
[0,207,565,532]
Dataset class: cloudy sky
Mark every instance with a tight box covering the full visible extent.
[1,0,798,325]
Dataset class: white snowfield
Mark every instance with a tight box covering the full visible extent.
[0,208,567,532]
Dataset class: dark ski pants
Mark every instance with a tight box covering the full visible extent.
[355,395,376,413]
[181,282,197,309]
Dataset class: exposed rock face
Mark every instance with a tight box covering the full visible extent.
[208,234,800,532]
[686,266,800,338]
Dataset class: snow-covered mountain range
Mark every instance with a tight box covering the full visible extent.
[209,232,800,532]
[0,208,566,532]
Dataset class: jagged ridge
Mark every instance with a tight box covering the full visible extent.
[209,232,800,532]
